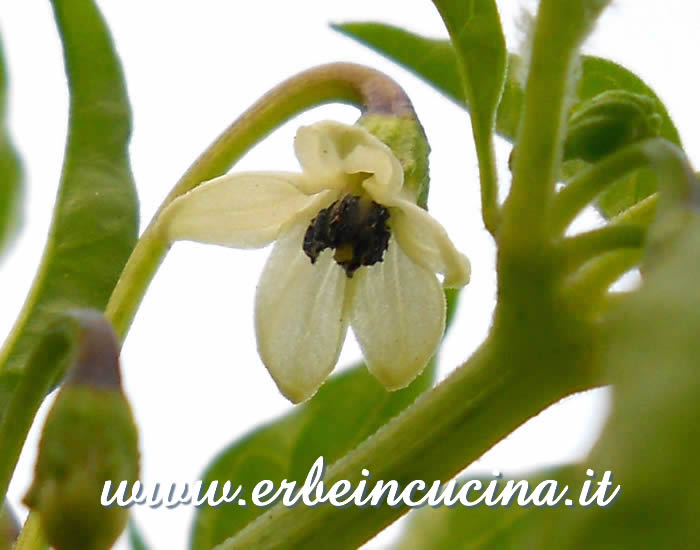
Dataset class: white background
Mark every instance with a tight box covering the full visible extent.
[1,1,698,548]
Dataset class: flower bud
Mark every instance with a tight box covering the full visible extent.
[23,311,139,550]
[564,89,662,163]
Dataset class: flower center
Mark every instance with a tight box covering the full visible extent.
[303,195,391,277]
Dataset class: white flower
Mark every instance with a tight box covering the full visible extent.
[161,121,470,402]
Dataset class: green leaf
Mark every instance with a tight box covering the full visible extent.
[537,216,700,549]
[128,519,151,550]
[0,34,23,258]
[430,0,506,231]
[190,362,437,550]
[333,23,682,217]
[0,0,139,403]
[390,467,576,550]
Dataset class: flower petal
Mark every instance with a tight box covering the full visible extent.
[162,172,322,249]
[255,222,348,402]
[343,144,403,206]
[294,123,345,190]
[392,200,471,288]
[349,240,445,390]
[294,121,403,199]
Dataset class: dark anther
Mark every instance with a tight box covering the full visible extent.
[303,195,391,277]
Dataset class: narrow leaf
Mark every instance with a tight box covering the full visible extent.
[430,0,506,231]
[0,34,23,258]
[0,0,139,405]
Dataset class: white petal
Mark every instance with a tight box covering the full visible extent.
[255,223,348,402]
[161,172,321,249]
[343,144,403,206]
[392,200,471,288]
[294,121,403,198]
[294,123,345,191]
[349,240,445,390]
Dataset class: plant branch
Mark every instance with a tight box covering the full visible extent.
[564,249,642,316]
[214,324,601,550]
[558,224,646,272]
[500,0,610,251]
[552,138,686,235]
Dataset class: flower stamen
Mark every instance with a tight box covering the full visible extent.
[303,195,391,277]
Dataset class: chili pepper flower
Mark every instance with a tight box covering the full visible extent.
[161,120,470,402]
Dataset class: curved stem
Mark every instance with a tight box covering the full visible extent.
[564,249,642,316]
[105,63,414,340]
[552,138,685,235]
[558,224,646,272]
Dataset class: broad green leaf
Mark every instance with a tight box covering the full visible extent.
[334,23,681,218]
[391,467,576,550]
[0,34,23,258]
[190,292,459,550]
[536,215,700,549]
[128,519,152,550]
[0,0,138,406]
[430,0,506,229]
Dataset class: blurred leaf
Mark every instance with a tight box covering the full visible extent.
[191,291,460,550]
[334,23,681,217]
[0,500,19,550]
[190,361,436,550]
[391,466,576,550]
[0,0,139,410]
[0,372,19,425]
[0,34,23,259]
[536,216,700,549]
[128,519,151,550]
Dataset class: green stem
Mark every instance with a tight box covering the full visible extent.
[477,134,501,236]
[501,0,609,251]
[552,138,685,235]
[564,249,642,316]
[11,512,46,550]
[215,328,599,550]
[558,224,646,272]
[105,62,415,340]
[613,193,657,226]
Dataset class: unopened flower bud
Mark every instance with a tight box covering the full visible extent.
[24,311,139,550]
[564,89,662,163]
